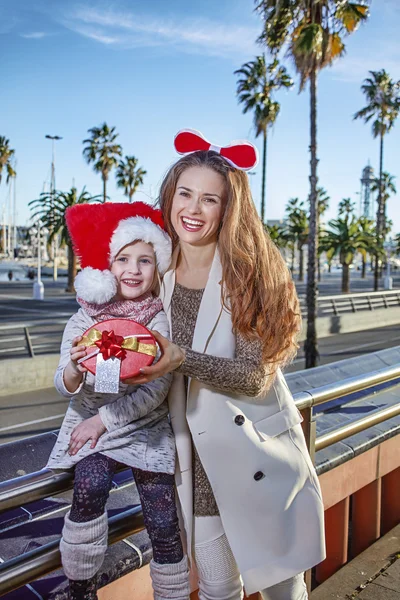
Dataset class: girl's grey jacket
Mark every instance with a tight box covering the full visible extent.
[47,308,175,474]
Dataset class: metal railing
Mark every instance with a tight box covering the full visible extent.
[0,363,400,595]
[0,319,69,358]
[2,290,400,359]
[299,289,400,317]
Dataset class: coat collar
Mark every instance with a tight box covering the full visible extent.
[161,245,223,354]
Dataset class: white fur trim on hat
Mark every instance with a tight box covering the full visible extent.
[109,216,172,275]
[75,267,117,304]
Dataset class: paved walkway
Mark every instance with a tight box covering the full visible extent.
[357,556,400,599]
[311,524,400,599]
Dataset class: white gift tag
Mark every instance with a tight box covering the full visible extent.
[94,354,121,394]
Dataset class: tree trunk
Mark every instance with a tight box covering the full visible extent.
[298,245,304,281]
[361,254,366,278]
[291,245,295,274]
[318,256,321,281]
[260,129,267,223]
[304,68,319,369]
[66,242,77,292]
[374,131,384,291]
[328,262,331,273]
[342,263,350,293]
[102,174,107,203]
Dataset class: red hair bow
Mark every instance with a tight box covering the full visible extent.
[174,129,258,171]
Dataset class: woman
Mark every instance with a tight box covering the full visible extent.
[129,130,325,600]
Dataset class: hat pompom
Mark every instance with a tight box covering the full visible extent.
[75,267,117,304]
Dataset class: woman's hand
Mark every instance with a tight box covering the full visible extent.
[68,414,107,456]
[124,330,185,385]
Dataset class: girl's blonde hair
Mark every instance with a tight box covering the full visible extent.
[159,151,301,368]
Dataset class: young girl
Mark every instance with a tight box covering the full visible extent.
[47,202,190,600]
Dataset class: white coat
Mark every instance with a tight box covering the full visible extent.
[160,247,325,595]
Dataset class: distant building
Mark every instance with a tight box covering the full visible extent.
[360,165,375,220]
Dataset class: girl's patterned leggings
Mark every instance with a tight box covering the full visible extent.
[69,453,183,565]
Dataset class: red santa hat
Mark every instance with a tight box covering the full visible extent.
[66,202,172,304]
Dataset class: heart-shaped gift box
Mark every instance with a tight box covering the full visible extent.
[79,318,157,380]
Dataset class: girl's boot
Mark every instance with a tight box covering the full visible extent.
[150,555,191,600]
[60,511,108,599]
[68,575,98,600]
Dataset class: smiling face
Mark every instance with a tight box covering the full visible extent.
[170,166,226,247]
[111,241,156,300]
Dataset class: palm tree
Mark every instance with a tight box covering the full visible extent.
[0,137,16,184]
[256,0,369,367]
[285,198,301,272]
[0,137,16,254]
[265,223,288,250]
[338,198,356,218]
[285,198,309,281]
[29,187,102,292]
[357,217,375,278]
[83,123,122,203]
[320,217,368,293]
[235,56,293,222]
[116,156,147,203]
[317,187,330,280]
[370,172,396,237]
[354,70,400,291]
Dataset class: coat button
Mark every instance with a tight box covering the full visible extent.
[234,415,245,426]
[254,471,265,481]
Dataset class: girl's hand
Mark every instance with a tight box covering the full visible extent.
[124,330,185,385]
[69,335,88,375]
[68,415,107,456]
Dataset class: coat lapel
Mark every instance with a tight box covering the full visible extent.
[160,246,179,327]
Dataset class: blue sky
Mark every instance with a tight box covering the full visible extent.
[2,0,400,231]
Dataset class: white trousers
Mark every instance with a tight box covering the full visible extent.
[193,517,308,600]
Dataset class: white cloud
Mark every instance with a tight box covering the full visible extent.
[58,4,259,58]
[20,31,49,39]
[330,51,400,83]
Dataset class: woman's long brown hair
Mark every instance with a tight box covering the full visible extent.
[159,151,301,368]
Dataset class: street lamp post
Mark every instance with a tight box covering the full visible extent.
[31,221,48,300]
[45,134,62,281]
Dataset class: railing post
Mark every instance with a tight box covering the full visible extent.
[331,299,338,316]
[300,406,316,594]
[300,406,316,464]
[351,478,381,557]
[367,296,373,310]
[382,294,388,308]
[350,298,356,313]
[315,497,350,583]
[381,466,400,535]
[23,327,35,357]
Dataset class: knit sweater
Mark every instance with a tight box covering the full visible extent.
[47,307,175,474]
[171,283,268,516]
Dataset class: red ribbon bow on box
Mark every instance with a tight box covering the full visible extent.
[174,129,258,171]
[95,330,127,361]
